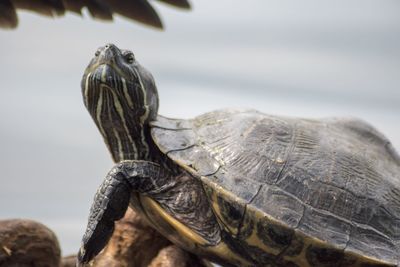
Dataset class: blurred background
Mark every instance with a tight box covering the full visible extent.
[0,0,399,256]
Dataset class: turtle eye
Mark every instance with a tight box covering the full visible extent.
[125,53,135,64]
[95,49,101,57]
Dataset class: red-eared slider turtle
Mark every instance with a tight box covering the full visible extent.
[77,44,400,267]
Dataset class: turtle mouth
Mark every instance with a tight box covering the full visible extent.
[86,63,125,88]
[82,63,129,109]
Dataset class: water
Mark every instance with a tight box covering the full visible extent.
[0,0,399,256]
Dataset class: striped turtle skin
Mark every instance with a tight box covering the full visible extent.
[78,44,400,267]
[0,0,190,29]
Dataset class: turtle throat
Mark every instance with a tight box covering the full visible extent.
[97,88,155,162]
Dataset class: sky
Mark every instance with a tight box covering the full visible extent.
[0,0,399,256]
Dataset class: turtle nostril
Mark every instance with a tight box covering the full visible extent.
[104,44,116,50]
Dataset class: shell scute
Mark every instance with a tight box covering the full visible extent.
[256,217,294,251]
[346,227,398,265]
[251,186,305,228]
[305,244,348,267]
[150,115,191,130]
[168,145,220,176]
[151,127,196,153]
[204,172,262,204]
[217,195,244,229]
[296,207,351,249]
[329,118,400,165]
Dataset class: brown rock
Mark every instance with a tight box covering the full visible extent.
[61,255,77,267]
[0,212,211,267]
[91,208,210,267]
[0,219,61,267]
[91,207,170,267]
[148,245,212,267]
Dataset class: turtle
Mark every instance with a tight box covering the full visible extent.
[77,43,400,267]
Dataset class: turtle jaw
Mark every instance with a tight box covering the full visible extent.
[81,62,127,125]
[82,63,124,105]
[82,56,131,105]
[83,61,131,90]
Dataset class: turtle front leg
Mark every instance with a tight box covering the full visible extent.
[77,160,170,266]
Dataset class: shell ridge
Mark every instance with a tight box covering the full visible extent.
[150,115,192,130]
[165,144,197,155]
[151,125,192,131]
[274,122,297,185]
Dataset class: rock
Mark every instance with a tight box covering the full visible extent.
[149,245,212,267]
[0,214,210,267]
[0,219,61,267]
[91,207,169,266]
[62,254,77,267]
[91,208,210,267]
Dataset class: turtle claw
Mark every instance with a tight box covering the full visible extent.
[76,245,89,266]
[76,245,95,267]
[77,215,115,265]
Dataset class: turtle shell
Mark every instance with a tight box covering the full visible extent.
[150,109,400,267]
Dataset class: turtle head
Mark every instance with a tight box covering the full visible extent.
[82,44,159,161]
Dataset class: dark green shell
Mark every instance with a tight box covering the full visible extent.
[150,109,400,266]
